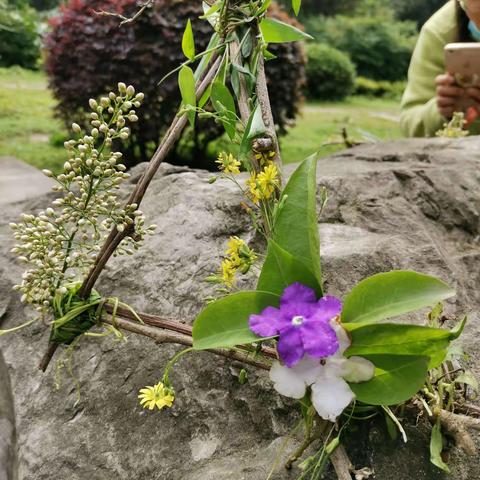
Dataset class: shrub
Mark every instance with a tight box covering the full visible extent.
[277,0,361,16]
[391,0,446,28]
[305,15,417,81]
[354,76,406,100]
[305,43,355,101]
[45,0,306,168]
[0,0,39,68]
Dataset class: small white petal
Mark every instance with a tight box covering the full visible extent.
[321,356,347,378]
[330,318,351,354]
[292,356,324,385]
[311,376,355,422]
[269,361,307,399]
[342,356,375,383]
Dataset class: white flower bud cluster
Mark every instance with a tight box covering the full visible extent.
[11,83,155,314]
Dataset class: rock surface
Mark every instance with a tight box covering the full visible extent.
[0,157,53,206]
[1,137,480,480]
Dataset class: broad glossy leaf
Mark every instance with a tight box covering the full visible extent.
[273,154,322,291]
[257,240,321,297]
[192,291,279,350]
[349,354,429,405]
[430,420,450,473]
[182,19,195,61]
[345,323,451,369]
[342,271,455,325]
[260,18,313,43]
[292,0,302,15]
[178,66,196,127]
[211,81,237,139]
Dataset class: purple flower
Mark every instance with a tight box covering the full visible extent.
[249,283,342,367]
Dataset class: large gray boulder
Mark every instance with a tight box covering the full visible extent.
[1,137,480,480]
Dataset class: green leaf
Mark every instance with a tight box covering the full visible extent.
[259,18,313,43]
[257,240,321,297]
[454,371,479,392]
[342,271,456,325]
[346,323,451,369]
[292,0,302,15]
[198,83,212,109]
[211,81,237,139]
[194,33,219,81]
[239,105,267,165]
[430,419,450,473]
[178,66,196,127]
[248,104,266,140]
[182,19,195,61]
[263,48,277,60]
[273,154,322,292]
[450,315,467,339]
[192,291,279,350]
[257,0,271,16]
[349,354,429,405]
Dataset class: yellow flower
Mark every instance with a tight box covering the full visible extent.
[225,236,245,259]
[256,163,279,200]
[138,382,175,411]
[224,236,257,274]
[220,258,237,287]
[246,173,262,204]
[254,149,276,166]
[216,152,241,174]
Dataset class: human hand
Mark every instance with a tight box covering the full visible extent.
[435,73,465,119]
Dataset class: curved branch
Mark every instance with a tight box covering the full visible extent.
[103,303,278,360]
[102,315,272,370]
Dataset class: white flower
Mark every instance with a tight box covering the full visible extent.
[269,319,375,422]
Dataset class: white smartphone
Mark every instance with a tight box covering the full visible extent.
[444,43,480,110]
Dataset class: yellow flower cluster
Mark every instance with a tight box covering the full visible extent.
[220,236,258,287]
[216,152,241,174]
[138,382,175,411]
[247,163,280,204]
[254,149,276,166]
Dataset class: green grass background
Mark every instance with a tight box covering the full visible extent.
[0,67,403,173]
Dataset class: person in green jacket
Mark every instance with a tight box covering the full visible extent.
[401,0,480,137]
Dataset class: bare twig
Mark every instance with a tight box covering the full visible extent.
[103,303,278,360]
[437,409,480,455]
[229,40,251,123]
[79,54,223,299]
[456,403,480,418]
[330,445,354,480]
[94,0,156,26]
[102,314,272,370]
[39,54,223,372]
[255,54,282,169]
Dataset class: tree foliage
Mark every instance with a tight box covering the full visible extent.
[279,0,361,16]
[0,0,39,68]
[392,0,447,28]
[305,43,355,100]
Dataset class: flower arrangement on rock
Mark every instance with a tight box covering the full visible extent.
[3,0,479,478]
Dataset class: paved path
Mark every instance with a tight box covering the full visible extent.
[0,157,53,206]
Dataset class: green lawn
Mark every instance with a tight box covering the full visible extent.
[280,97,403,164]
[0,67,403,172]
[0,66,67,172]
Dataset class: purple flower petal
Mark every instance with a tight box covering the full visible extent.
[300,320,339,358]
[280,283,317,306]
[311,295,342,323]
[278,325,304,367]
[249,306,284,337]
[280,302,317,322]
